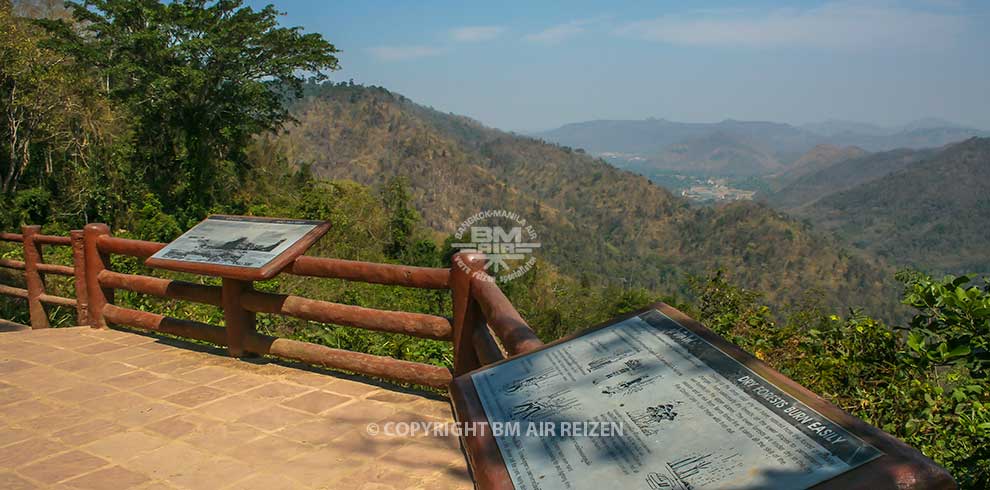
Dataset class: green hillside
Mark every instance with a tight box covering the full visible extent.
[769,147,934,209]
[278,83,899,317]
[799,138,990,275]
[767,144,868,190]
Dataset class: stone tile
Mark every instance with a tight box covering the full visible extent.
[76,362,138,381]
[2,398,56,420]
[178,366,237,385]
[104,371,161,390]
[163,386,226,408]
[281,390,350,415]
[86,391,148,414]
[194,392,274,421]
[53,356,104,373]
[284,448,368,487]
[49,384,118,404]
[52,419,126,446]
[0,427,34,447]
[385,442,464,469]
[129,379,197,399]
[237,405,313,431]
[244,382,311,401]
[324,401,398,427]
[330,429,411,461]
[286,370,337,388]
[73,342,129,356]
[83,431,170,462]
[112,401,184,428]
[143,413,212,440]
[125,442,212,480]
[17,410,97,435]
[207,373,269,393]
[0,359,37,373]
[365,390,423,404]
[0,471,39,490]
[0,437,69,468]
[19,450,110,485]
[408,398,454,420]
[62,465,150,490]
[164,456,252,489]
[429,465,474,490]
[229,435,310,465]
[180,422,265,455]
[331,462,438,490]
[276,418,350,447]
[227,473,301,490]
[0,383,32,405]
[325,379,381,398]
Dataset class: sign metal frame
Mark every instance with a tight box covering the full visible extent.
[144,215,330,281]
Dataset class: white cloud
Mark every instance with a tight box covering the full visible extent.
[615,1,966,50]
[451,25,505,42]
[367,45,447,61]
[525,20,592,44]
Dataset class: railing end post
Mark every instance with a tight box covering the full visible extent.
[450,251,488,376]
[83,223,113,329]
[21,225,50,329]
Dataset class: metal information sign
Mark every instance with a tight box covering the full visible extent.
[470,309,883,490]
[145,215,330,280]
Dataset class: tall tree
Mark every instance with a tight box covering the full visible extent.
[40,0,340,220]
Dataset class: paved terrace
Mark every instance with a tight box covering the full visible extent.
[0,327,472,490]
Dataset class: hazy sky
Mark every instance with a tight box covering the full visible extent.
[252,0,990,132]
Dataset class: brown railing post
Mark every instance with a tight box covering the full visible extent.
[21,225,50,329]
[223,278,256,357]
[70,230,89,326]
[83,223,113,328]
[450,251,487,376]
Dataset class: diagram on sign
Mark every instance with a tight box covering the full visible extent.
[601,373,660,397]
[592,358,643,385]
[644,452,743,490]
[502,366,561,394]
[510,388,581,420]
[627,401,683,436]
[587,347,635,372]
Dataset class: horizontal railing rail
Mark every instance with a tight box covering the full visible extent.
[1,222,544,390]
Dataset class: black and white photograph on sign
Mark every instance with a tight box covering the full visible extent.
[150,216,319,269]
[471,309,884,490]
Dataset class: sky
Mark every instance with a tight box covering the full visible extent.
[249,0,990,132]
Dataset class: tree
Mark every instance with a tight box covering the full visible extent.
[39,0,340,220]
[0,2,102,198]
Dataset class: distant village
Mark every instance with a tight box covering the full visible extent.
[680,178,756,202]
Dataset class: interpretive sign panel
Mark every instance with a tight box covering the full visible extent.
[469,308,883,490]
[145,215,330,280]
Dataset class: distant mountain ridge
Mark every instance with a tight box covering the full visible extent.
[534,117,987,176]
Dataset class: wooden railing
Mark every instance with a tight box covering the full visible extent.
[0,226,87,331]
[0,223,543,388]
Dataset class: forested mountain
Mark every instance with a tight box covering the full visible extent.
[768,147,935,209]
[767,144,868,190]
[794,138,990,275]
[277,83,898,317]
[650,131,783,176]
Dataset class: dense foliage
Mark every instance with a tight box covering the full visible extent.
[690,271,989,488]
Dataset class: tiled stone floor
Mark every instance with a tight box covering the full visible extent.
[0,327,473,489]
